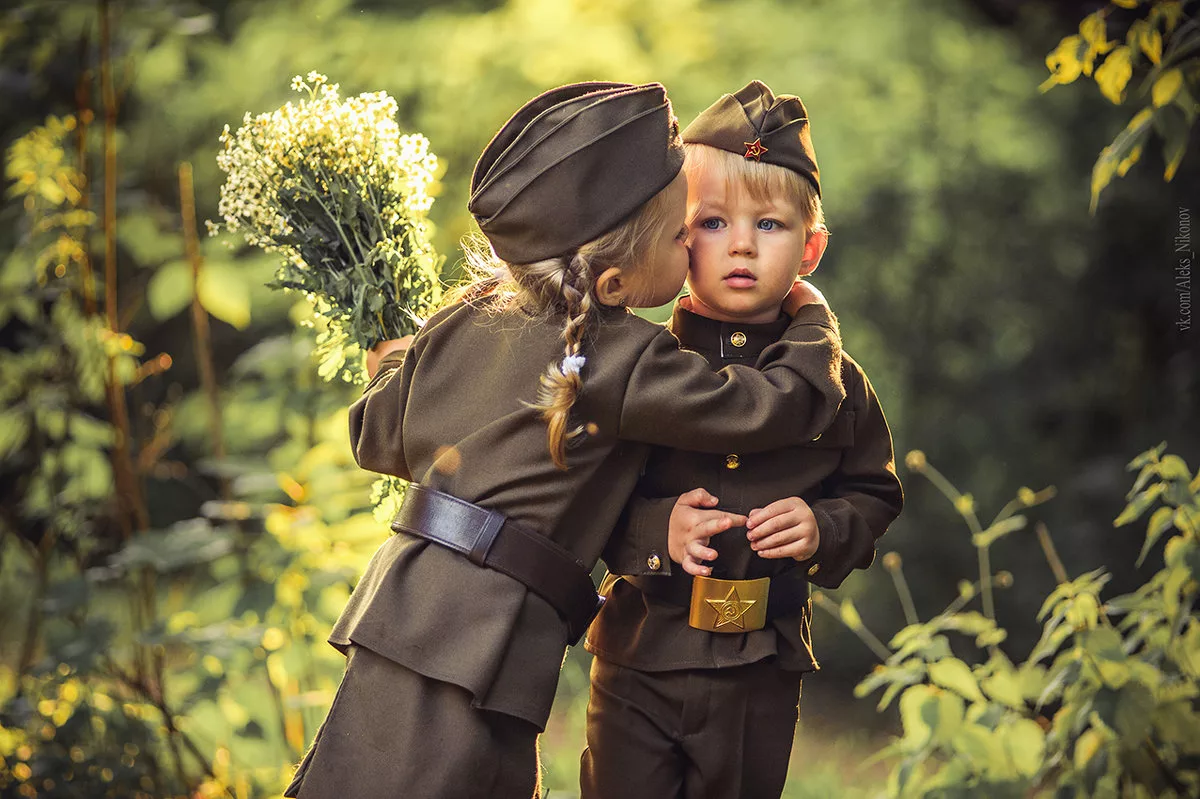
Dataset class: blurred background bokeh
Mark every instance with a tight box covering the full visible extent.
[1,0,1196,796]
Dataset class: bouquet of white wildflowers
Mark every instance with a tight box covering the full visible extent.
[215,72,442,384]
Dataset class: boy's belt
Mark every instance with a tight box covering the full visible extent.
[390,483,603,646]
[625,569,809,633]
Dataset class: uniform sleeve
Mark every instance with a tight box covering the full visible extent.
[348,348,417,481]
[618,304,845,453]
[601,494,675,577]
[802,367,904,589]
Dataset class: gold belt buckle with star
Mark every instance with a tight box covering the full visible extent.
[688,575,770,633]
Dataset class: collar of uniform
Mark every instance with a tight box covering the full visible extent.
[669,300,790,360]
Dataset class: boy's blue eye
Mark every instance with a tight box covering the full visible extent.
[757,219,780,231]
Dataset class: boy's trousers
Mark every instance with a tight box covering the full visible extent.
[580,656,802,799]
[284,644,540,799]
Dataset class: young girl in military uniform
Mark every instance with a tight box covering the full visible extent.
[285,81,847,799]
[581,81,904,799]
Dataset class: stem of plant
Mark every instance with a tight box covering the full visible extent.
[812,592,892,662]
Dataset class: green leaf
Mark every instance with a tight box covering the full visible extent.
[1090,108,1153,212]
[108,519,234,573]
[1137,506,1176,567]
[899,684,937,749]
[999,718,1045,777]
[1154,104,1190,182]
[119,211,181,266]
[1153,68,1184,108]
[981,668,1026,709]
[1114,482,1166,526]
[146,259,194,320]
[1114,682,1155,739]
[198,260,252,330]
[0,407,30,459]
[1073,727,1105,769]
[1158,454,1190,481]
[1127,442,1167,470]
[929,658,985,702]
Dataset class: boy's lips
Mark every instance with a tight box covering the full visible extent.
[723,267,757,288]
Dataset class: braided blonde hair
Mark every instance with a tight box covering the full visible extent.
[451,170,683,469]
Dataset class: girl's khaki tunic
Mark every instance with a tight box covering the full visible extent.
[318,298,843,759]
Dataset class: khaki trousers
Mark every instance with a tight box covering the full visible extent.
[580,657,802,799]
[285,645,540,799]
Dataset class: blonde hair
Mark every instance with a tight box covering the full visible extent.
[683,143,826,236]
[447,162,684,469]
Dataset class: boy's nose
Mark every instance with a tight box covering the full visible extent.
[729,227,756,257]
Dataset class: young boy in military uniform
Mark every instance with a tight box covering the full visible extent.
[581,81,905,799]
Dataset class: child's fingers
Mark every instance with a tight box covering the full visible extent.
[746,510,804,541]
[751,524,814,553]
[746,498,796,529]
[681,556,712,577]
[678,487,719,509]
[696,511,746,538]
[686,538,717,563]
[756,539,817,560]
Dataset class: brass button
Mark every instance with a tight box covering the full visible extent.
[808,562,821,576]
[811,432,822,442]
[647,553,662,571]
[725,454,740,470]
[730,331,747,347]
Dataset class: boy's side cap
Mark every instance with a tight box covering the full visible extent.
[469,81,685,264]
[682,79,820,196]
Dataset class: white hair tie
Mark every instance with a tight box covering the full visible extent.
[560,354,586,377]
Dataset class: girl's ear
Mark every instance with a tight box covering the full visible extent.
[593,265,630,307]
[796,227,829,277]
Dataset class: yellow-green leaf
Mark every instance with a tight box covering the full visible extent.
[1074,727,1104,769]
[1143,27,1163,64]
[982,668,1026,709]
[1041,35,1086,91]
[929,658,985,702]
[899,684,937,749]
[1137,506,1176,567]
[1111,0,1139,8]
[1079,12,1108,47]
[1001,718,1046,777]
[146,259,194,320]
[198,261,252,330]
[1095,45,1134,104]
[1153,69,1183,107]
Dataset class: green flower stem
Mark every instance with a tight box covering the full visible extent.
[1036,522,1069,585]
[888,563,919,626]
[920,461,994,620]
[812,591,892,662]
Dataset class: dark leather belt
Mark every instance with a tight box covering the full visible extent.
[625,567,810,623]
[391,483,603,646]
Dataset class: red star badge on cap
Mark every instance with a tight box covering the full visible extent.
[743,138,768,161]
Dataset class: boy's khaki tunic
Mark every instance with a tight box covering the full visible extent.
[290,298,844,797]
[582,303,903,799]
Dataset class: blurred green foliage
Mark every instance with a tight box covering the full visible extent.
[0,0,1195,796]
[1040,0,1199,211]
[834,445,1199,798]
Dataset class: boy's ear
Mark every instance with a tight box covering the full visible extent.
[796,227,829,277]
[593,265,629,307]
